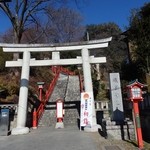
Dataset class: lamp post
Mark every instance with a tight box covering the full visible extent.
[37,82,45,101]
[127,79,146,150]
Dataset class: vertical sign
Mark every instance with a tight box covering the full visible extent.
[56,101,63,118]
[109,73,124,121]
[80,92,93,127]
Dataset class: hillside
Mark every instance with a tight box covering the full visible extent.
[0,67,53,104]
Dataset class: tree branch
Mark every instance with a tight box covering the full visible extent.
[23,0,49,25]
[0,2,15,26]
[20,0,28,29]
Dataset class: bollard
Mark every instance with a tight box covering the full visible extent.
[32,108,37,129]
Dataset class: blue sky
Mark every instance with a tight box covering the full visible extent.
[76,0,150,31]
[0,0,149,34]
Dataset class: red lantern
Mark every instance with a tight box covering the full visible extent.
[37,82,45,101]
[126,79,146,149]
[127,80,144,102]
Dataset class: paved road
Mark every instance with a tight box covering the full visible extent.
[0,126,98,150]
[0,126,141,150]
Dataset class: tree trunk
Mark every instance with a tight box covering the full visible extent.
[13,29,21,61]
[12,29,21,76]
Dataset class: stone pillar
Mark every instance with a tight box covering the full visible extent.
[12,51,30,135]
[109,73,124,122]
[106,101,108,109]
[81,48,98,131]
[101,102,104,109]
[96,64,100,80]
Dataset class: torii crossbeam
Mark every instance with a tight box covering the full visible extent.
[0,37,112,135]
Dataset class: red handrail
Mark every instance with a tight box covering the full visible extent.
[34,71,60,127]
[51,66,76,75]
[45,73,60,102]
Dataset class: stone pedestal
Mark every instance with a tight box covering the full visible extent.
[84,124,101,132]
[11,127,29,135]
[101,119,135,140]
[55,122,64,129]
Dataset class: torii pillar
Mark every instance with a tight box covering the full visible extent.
[82,48,97,131]
[12,51,30,135]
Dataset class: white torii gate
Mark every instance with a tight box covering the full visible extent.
[0,37,112,135]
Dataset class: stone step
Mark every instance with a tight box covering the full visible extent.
[38,73,68,127]
[63,75,81,126]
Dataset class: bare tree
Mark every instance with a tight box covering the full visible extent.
[45,6,85,43]
[0,0,87,60]
[0,0,65,60]
[1,19,48,44]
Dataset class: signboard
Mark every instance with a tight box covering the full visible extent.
[109,73,124,121]
[80,92,93,127]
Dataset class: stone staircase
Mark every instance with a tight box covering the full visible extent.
[38,73,81,127]
[63,75,81,126]
[38,73,68,127]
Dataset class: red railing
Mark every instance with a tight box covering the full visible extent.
[38,73,59,118]
[45,73,60,102]
[32,66,76,128]
[79,73,84,92]
[51,66,76,75]
[59,66,75,75]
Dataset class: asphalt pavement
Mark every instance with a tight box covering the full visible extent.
[0,126,99,150]
[0,125,142,150]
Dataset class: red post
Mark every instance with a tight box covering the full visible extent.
[133,100,143,149]
[33,108,37,129]
[57,118,63,122]
[37,82,44,101]
[126,80,146,149]
[39,88,42,101]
